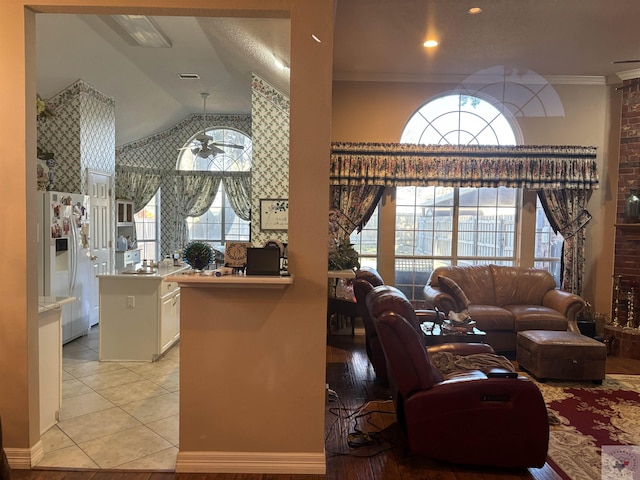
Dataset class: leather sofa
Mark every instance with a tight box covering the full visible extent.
[365,284,549,468]
[423,265,586,352]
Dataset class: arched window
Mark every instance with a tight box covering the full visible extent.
[396,94,561,301]
[177,127,253,247]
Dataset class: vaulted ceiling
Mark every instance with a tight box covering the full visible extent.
[35,1,640,147]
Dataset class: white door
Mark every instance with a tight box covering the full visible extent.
[88,170,112,327]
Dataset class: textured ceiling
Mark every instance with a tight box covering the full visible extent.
[35,2,640,147]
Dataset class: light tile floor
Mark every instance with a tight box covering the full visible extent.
[35,326,179,470]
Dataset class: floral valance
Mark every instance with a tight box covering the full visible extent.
[330,142,599,190]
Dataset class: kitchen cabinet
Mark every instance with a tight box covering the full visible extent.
[117,200,134,225]
[115,248,141,269]
[98,265,188,361]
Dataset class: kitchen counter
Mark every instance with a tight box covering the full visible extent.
[38,295,75,434]
[166,271,294,289]
[98,264,190,361]
[98,263,190,279]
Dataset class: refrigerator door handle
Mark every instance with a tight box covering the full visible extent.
[69,218,77,294]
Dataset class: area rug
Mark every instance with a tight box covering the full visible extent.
[536,374,640,480]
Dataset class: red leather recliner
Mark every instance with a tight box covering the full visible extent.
[366,284,550,469]
[353,268,387,381]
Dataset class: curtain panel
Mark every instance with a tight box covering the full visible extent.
[330,142,599,190]
[114,165,163,213]
[222,172,251,221]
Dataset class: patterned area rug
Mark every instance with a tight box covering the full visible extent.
[537,374,640,480]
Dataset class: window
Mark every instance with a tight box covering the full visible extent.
[177,127,252,249]
[396,94,526,301]
[349,205,379,270]
[534,197,563,287]
[135,191,159,261]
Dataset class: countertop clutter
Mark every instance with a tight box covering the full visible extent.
[97,263,189,279]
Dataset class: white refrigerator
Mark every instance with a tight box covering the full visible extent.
[38,191,92,344]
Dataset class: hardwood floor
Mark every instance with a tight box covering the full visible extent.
[9,329,640,480]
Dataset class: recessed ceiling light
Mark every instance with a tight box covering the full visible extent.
[468,7,482,14]
[423,40,439,48]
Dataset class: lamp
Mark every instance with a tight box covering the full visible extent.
[111,15,172,48]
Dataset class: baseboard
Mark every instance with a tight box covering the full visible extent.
[176,450,326,474]
[5,440,43,469]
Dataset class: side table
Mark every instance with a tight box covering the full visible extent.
[420,321,487,346]
[327,269,357,336]
[604,325,640,359]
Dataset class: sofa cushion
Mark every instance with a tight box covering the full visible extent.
[467,305,514,331]
[430,265,496,305]
[504,305,569,331]
[438,276,470,312]
[491,265,556,307]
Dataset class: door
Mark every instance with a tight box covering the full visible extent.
[88,170,112,326]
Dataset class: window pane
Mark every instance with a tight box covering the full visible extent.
[535,197,564,287]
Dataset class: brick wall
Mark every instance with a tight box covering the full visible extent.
[613,77,640,325]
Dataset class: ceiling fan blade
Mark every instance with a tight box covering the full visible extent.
[211,142,244,150]
[613,59,640,64]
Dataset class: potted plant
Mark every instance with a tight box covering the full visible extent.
[328,237,360,271]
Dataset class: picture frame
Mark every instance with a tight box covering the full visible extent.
[260,198,289,231]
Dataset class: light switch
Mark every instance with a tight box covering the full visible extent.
[126,296,135,308]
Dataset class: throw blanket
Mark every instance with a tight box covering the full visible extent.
[430,351,516,377]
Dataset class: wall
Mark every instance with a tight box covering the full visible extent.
[251,74,289,247]
[331,79,618,315]
[0,0,333,471]
[38,79,115,193]
[613,77,640,324]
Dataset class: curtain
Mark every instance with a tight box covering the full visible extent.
[114,165,162,213]
[223,172,251,221]
[174,172,222,247]
[538,189,593,296]
[331,142,599,190]
[329,185,384,240]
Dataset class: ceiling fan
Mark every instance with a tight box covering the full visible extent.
[180,92,244,158]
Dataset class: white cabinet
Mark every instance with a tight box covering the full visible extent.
[160,281,180,353]
[98,267,187,361]
[115,248,140,269]
[116,200,134,225]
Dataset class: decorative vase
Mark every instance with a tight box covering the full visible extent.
[624,189,640,223]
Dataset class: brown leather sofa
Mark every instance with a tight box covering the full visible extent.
[366,284,549,468]
[423,265,586,352]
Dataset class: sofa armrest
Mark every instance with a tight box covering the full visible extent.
[427,342,495,356]
[542,289,586,332]
[423,285,457,314]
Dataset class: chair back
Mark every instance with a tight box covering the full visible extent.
[353,267,384,330]
[366,285,437,395]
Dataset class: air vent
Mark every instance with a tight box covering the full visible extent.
[178,73,200,80]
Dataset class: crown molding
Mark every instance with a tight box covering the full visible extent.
[332,71,607,86]
[616,68,640,81]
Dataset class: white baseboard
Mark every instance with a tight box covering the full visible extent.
[176,450,326,474]
[5,441,43,469]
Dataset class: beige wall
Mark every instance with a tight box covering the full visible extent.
[0,0,333,469]
[331,80,618,315]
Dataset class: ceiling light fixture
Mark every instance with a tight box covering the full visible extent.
[111,15,172,48]
[423,39,439,48]
[468,7,483,14]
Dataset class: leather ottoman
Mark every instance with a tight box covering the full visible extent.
[516,330,606,383]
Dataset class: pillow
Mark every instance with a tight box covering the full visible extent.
[438,276,471,312]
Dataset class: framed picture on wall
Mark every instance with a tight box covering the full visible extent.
[260,199,289,231]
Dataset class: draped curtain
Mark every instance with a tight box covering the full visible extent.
[330,142,599,296]
[222,172,251,221]
[538,189,593,295]
[115,165,162,213]
[329,185,384,240]
[174,171,222,247]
